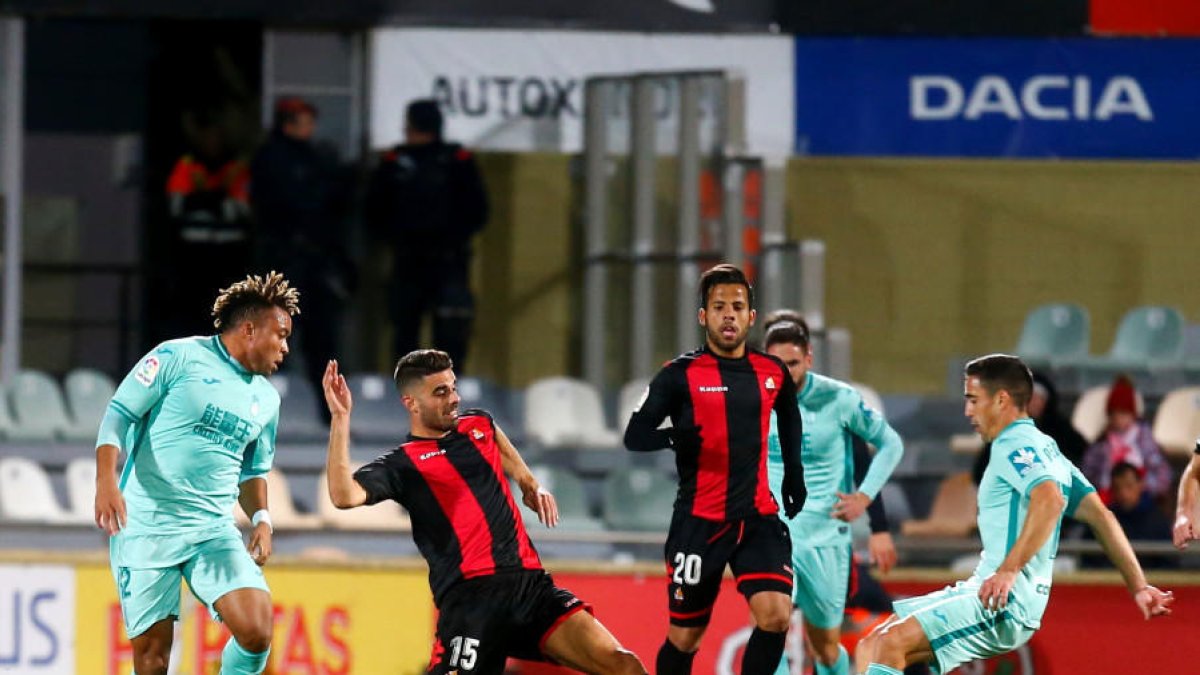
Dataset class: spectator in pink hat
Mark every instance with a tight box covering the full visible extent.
[1081,374,1173,504]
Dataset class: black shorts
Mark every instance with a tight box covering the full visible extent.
[427,569,591,675]
[664,512,793,627]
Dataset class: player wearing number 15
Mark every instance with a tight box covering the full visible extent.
[855,354,1174,675]
[94,272,300,675]
[322,350,645,674]
[624,264,807,675]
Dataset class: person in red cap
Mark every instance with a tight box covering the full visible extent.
[1081,374,1173,504]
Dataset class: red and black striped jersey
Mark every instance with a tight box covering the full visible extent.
[353,409,541,603]
[624,346,804,522]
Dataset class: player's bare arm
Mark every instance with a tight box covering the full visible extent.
[238,476,272,565]
[322,359,369,508]
[978,480,1064,611]
[1173,453,1200,549]
[94,443,127,535]
[495,425,559,527]
[1072,491,1174,619]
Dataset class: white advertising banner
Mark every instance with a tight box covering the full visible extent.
[369,29,794,156]
[0,565,75,674]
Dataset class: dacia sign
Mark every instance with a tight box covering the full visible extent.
[794,38,1200,158]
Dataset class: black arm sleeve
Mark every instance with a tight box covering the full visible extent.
[852,435,890,533]
[773,365,804,485]
[352,452,403,506]
[623,366,677,452]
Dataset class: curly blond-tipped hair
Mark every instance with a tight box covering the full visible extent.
[211,271,301,331]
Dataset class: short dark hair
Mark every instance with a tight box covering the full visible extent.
[1111,461,1142,483]
[212,271,301,331]
[394,349,454,393]
[273,97,317,130]
[964,353,1033,411]
[406,99,444,138]
[698,263,754,309]
[764,317,811,352]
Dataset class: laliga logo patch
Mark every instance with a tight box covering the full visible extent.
[1007,447,1044,477]
[765,376,776,391]
[134,356,160,387]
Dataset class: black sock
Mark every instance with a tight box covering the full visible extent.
[656,639,696,675]
[741,628,787,675]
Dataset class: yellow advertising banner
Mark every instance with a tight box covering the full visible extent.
[74,562,434,675]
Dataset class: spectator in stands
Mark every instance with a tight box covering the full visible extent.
[971,370,1087,484]
[164,111,253,337]
[1080,374,1172,504]
[251,97,354,422]
[365,99,488,373]
[1084,462,1174,569]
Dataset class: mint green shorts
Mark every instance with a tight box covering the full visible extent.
[110,526,269,638]
[893,581,1036,675]
[791,542,850,629]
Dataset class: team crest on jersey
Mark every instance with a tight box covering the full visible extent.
[674,587,684,602]
[1007,447,1044,477]
[765,376,776,390]
[134,356,160,387]
[471,429,484,440]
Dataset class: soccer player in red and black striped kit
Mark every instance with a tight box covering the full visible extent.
[624,264,807,675]
[321,351,646,675]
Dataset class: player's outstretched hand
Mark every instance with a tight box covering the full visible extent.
[978,569,1017,612]
[322,360,353,417]
[522,484,559,528]
[869,531,898,574]
[832,491,871,522]
[94,474,126,535]
[1172,513,1198,550]
[1135,585,1174,620]
[248,524,273,567]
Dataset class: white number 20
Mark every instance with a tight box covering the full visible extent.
[672,552,702,585]
[449,636,480,670]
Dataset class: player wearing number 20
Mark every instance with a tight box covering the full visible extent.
[321,350,645,675]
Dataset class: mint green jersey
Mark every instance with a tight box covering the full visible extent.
[973,418,1094,628]
[106,336,280,536]
[767,372,904,546]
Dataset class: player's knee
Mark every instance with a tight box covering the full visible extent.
[600,647,647,675]
[133,652,169,675]
[234,623,273,654]
[874,625,909,660]
[814,640,842,665]
[752,606,791,633]
[667,626,706,652]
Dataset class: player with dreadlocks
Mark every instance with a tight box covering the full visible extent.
[94,271,300,675]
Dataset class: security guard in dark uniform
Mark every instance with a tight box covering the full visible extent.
[366,99,488,372]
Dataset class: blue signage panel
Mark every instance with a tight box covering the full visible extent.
[794,38,1200,158]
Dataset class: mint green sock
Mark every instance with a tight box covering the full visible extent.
[865,664,902,675]
[219,636,270,675]
[771,651,791,675]
[815,645,851,675]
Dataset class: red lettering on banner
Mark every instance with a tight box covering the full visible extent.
[279,607,316,673]
[108,603,133,675]
[195,605,231,674]
[322,607,352,675]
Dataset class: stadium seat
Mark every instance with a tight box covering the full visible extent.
[1014,303,1090,368]
[617,378,652,431]
[234,469,323,530]
[601,467,675,531]
[1071,384,1144,444]
[316,466,411,531]
[1065,306,1185,385]
[6,370,71,441]
[0,457,70,523]
[1151,387,1200,458]
[524,377,620,448]
[269,373,329,443]
[900,472,977,538]
[528,465,604,532]
[64,457,98,524]
[63,368,117,441]
[347,373,407,444]
[0,387,15,439]
[457,376,517,432]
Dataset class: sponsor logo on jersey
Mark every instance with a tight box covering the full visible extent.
[420,449,447,461]
[134,356,161,387]
[698,385,729,393]
[1007,447,1044,477]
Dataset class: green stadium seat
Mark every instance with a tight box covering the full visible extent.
[7,370,70,441]
[528,465,604,533]
[1064,306,1185,388]
[63,368,116,442]
[1014,303,1089,368]
[602,467,674,532]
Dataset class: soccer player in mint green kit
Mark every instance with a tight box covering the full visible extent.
[856,354,1174,675]
[94,272,300,675]
[763,312,904,675]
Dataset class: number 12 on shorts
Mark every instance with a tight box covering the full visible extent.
[672,552,702,585]
[449,635,480,670]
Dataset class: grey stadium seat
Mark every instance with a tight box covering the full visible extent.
[7,370,71,441]
[63,368,117,442]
